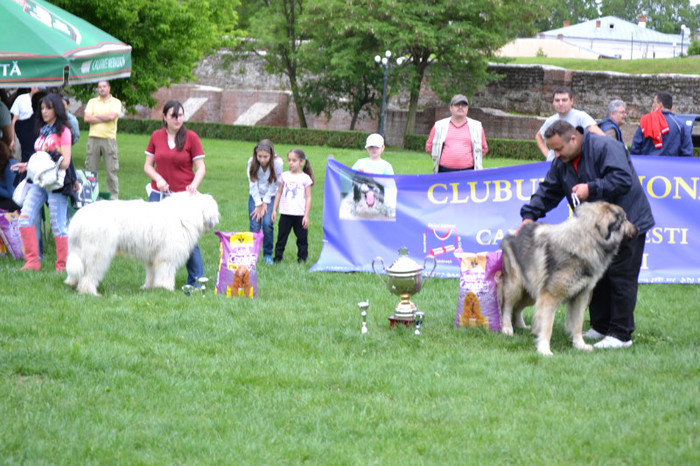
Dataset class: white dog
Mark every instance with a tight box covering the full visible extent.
[64,192,220,296]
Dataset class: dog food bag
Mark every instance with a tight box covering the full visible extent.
[215,231,263,298]
[0,209,24,260]
[454,250,502,332]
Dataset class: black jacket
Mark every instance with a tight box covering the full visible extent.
[521,131,655,235]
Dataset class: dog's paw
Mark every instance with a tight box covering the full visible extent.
[574,342,594,352]
[501,325,514,336]
[536,343,553,356]
[514,316,530,329]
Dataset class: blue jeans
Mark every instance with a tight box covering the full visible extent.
[148,190,204,286]
[19,183,70,237]
[248,196,274,256]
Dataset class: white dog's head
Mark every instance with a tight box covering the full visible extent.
[165,192,220,232]
[197,193,221,231]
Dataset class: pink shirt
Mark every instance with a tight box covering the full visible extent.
[145,129,204,192]
[279,171,312,216]
[34,127,72,153]
[426,121,488,169]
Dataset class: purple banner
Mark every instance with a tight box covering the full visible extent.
[310,157,700,284]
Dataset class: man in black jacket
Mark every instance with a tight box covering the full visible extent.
[519,120,654,349]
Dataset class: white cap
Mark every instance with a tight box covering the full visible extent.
[365,133,384,148]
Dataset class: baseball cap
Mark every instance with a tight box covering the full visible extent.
[450,94,469,106]
[365,133,384,148]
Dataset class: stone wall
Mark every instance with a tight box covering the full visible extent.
[473,64,700,120]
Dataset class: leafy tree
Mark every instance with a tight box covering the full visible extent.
[244,0,309,127]
[599,0,699,34]
[336,0,541,138]
[299,2,384,130]
[51,0,240,111]
[533,0,600,32]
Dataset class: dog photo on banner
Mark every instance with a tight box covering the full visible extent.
[338,169,396,221]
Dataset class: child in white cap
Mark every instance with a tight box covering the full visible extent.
[351,133,393,175]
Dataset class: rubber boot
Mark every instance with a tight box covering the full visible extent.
[55,236,68,272]
[19,226,41,271]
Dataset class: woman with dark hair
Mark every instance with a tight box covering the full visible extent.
[13,93,74,271]
[0,140,20,211]
[144,100,208,286]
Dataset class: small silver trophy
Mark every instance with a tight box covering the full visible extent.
[197,277,209,296]
[414,311,425,336]
[358,300,369,334]
[182,276,209,297]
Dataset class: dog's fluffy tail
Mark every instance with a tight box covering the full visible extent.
[64,250,83,288]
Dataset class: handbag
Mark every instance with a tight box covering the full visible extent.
[12,178,30,207]
[27,151,66,191]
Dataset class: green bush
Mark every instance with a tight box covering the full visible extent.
[87,118,371,150]
[406,133,542,160]
[88,118,698,158]
[688,39,700,56]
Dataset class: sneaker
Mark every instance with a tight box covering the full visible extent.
[263,255,273,265]
[594,336,633,349]
[582,328,605,341]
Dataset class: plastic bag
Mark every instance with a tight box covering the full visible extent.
[214,231,263,298]
[454,250,502,331]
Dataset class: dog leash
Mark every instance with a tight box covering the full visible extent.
[158,186,171,201]
[571,192,581,209]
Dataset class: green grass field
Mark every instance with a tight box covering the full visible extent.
[507,57,700,75]
[1,134,698,464]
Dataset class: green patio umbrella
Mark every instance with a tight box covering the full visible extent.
[0,0,132,87]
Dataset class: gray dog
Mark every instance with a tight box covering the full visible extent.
[498,201,638,355]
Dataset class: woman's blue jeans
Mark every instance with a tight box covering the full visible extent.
[248,196,274,256]
[149,190,204,286]
[19,183,70,237]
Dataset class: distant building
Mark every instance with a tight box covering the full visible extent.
[496,38,600,59]
[500,16,689,60]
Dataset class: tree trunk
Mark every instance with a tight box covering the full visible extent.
[405,88,420,140]
[404,63,426,146]
[290,81,308,128]
[349,110,359,131]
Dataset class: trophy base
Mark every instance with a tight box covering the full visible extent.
[388,316,415,329]
[393,300,417,319]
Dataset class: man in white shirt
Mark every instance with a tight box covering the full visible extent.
[10,87,43,162]
[535,86,605,161]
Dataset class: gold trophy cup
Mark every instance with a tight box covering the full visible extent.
[372,248,436,322]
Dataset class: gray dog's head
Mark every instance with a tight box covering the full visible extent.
[576,201,637,243]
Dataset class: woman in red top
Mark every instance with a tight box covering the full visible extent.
[144,100,207,287]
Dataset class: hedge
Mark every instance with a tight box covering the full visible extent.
[405,132,543,160]
[84,118,371,150]
[405,132,700,159]
[81,118,698,158]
